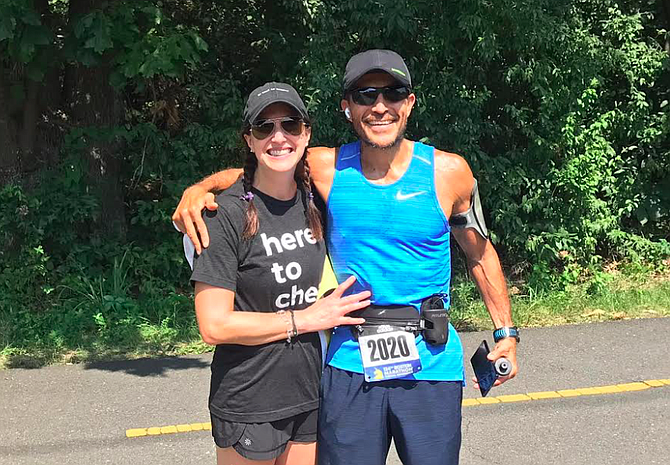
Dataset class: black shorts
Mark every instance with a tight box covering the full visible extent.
[211,409,318,461]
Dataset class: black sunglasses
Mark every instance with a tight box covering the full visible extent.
[250,117,308,139]
[349,85,411,106]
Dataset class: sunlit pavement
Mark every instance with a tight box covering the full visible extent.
[1,318,669,465]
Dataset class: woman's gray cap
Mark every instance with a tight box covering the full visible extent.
[343,49,412,92]
[243,82,310,124]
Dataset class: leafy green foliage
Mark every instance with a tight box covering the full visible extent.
[0,0,53,82]
[1,0,668,361]
[295,0,670,287]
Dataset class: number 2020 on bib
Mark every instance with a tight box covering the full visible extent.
[359,331,422,382]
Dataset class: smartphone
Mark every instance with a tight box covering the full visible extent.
[470,340,498,397]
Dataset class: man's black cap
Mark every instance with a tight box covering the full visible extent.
[243,82,310,124]
[343,49,412,92]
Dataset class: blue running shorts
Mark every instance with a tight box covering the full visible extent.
[318,366,462,465]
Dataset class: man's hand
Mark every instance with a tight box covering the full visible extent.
[472,338,518,390]
[172,185,218,254]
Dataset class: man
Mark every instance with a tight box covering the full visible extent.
[173,49,518,465]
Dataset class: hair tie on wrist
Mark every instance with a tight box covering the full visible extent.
[240,191,254,202]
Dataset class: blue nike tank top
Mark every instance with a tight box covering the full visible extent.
[326,140,464,381]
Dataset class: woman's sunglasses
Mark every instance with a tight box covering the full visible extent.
[349,85,411,106]
[250,117,308,139]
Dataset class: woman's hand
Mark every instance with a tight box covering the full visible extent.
[296,276,371,333]
[172,185,218,254]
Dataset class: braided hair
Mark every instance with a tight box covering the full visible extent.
[240,147,260,239]
[294,153,323,241]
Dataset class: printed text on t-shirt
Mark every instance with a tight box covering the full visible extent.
[261,229,319,309]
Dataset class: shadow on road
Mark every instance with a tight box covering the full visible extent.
[85,355,210,377]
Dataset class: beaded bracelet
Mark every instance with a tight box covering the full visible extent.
[277,310,298,343]
[289,310,298,338]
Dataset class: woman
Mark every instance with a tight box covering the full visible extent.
[189,82,370,465]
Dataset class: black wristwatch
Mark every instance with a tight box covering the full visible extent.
[493,326,520,343]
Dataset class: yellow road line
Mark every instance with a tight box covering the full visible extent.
[126,423,211,439]
[556,389,581,397]
[125,378,669,438]
[527,391,561,400]
[462,378,666,408]
[497,394,532,403]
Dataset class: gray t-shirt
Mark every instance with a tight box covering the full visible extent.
[190,180,325,422]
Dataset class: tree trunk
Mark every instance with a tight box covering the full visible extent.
[37,66,65,169]
[18,0,51,173]
[0,62,19,182]
[19,79,40,172]
[662,0,670,53]
[63,0,126,239]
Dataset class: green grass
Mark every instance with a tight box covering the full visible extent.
[0,333,212,369]
[2,270,669,370]
[450,271,670,331]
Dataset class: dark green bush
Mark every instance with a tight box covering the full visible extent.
[1,0,668,356]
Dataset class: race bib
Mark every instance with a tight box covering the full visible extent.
[359,330,422,382]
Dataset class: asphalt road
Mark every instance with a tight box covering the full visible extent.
[1,318,669,465]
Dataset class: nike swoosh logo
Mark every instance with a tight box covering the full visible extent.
[395,191,427,201]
